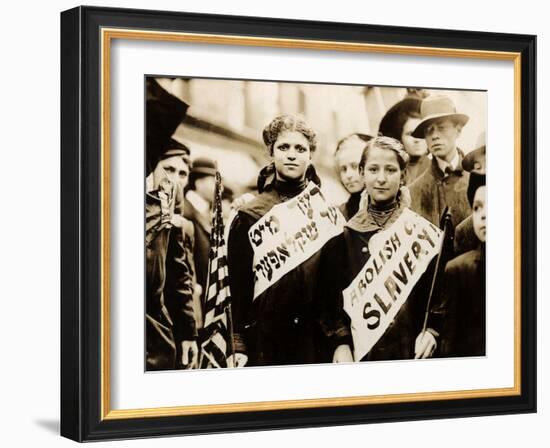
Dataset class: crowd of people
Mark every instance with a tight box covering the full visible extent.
[145,90,486,370]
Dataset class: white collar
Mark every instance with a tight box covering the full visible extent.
[436,150,460,173]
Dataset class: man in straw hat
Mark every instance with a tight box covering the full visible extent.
[409,95,472,230]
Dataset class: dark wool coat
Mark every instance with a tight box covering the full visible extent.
[146,192,198,370]
[406,154,431,185]
[409,152,471,230]
[436,245,486,357]
[453,215,479,256]
[183,198,212,329]
[227,179,335,367]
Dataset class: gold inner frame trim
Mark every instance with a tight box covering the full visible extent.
[100,27,522,420]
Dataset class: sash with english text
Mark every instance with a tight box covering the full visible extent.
[342,208,443,361]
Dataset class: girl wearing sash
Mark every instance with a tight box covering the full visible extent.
[319,136,441,363]
[227,115,336,367]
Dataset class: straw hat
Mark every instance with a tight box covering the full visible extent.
[411,95,469,138]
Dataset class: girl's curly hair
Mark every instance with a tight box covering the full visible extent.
[262,114,317,154]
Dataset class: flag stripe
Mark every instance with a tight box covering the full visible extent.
[200,171,233,369]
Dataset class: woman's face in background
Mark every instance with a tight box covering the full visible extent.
[401,117,428,158]
[362,147,403,205]
[272,130,311,182]
[335,137,365,194]
[153,155,189,191]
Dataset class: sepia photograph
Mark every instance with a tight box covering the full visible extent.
[145,76,487,371]
[57,5,539,441]
[59,6,536,440]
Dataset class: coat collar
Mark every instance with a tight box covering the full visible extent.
[240,164,321,220]
[435,150,460,173]
[237,189,281,221]
[431,148,466,179]
[473,243,485,263]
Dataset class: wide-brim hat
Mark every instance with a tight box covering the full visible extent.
[411,95,469,138]
[378,97,422,140]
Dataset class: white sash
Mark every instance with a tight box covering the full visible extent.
[249,182,345,300]
[342,208,442,360]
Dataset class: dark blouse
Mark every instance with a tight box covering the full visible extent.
[339,191,362,221]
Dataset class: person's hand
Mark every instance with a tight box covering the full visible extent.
[181,340,199,369]
[193,283,203,299]
[170,214,186,229]
[227,353,248,368]
[414,330,437,359]
[333,344,354,363]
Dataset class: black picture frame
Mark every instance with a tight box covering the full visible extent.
[60,5,537,442]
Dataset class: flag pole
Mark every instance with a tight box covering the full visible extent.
[198,254,213,368]
[422,207,452,332]
[226,303,237,366]
[224,209,239,367]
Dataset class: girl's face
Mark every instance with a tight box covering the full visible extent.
[362,147,404,205]
[272,130,311,182]
[401,117,428,157]
[335,137,365,194]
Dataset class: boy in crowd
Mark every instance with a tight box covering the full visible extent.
[437,172,487,357]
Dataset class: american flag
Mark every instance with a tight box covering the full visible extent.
[199,172,234,368]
